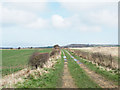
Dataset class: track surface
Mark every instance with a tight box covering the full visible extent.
[65,50,118,88]
[62,51,77,88]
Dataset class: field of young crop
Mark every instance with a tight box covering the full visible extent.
[2,49,52,76]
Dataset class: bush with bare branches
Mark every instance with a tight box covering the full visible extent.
[28,52,49,69]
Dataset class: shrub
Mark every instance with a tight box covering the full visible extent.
[18,47,21,50]
[28,52,49,69]
[50,44,61,57]
[53,44,60,49]
[50,49,60,57]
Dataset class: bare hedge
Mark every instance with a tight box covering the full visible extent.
[28,44,61,69]
[50,45,60,57]
[69,49,118,70]
[28,52,49,69]
[50,49,60,57]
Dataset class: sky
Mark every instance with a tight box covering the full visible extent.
[0,0,119,47]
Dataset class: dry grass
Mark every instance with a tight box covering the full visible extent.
[70,47,118,57]
[68,48,118,70]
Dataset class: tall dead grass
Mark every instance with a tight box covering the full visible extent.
[68,49,118,70]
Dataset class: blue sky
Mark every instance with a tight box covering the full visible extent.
[0,0,118,47]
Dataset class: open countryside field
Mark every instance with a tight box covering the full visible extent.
[2,48,52,76]
[70,47,118,57]
[1,46,118,89]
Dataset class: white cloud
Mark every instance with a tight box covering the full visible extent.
[59,1,118,12]
[1,1,117,31]
[87,10,118,27]
[1,0,48,2]
[56,0,119,2]
[26,18,48,29]
[59,2,118,28]
[2,8,37,24]
[51,14,102,32]
[52,15,71,28]
[1,1,49,29]
[78,25,102,32]
[3,2,47,13]
[1,3,49,29]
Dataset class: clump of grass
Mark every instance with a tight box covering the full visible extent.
[64,50,101,88]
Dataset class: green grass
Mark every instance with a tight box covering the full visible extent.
[63,50,101,88]
[67,50,119,85]
[15,52,64,88]
[2,49,52,76]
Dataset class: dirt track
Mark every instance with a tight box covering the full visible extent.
[61,51,77,88]
[62,61,77,88]
[65,50,118,88]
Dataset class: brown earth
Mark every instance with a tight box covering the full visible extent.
[62,61,77,88]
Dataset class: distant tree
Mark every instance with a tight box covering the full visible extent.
[10,48,13,49]
[30,47,33,49]
[18,47,21,50]
[53,44,60,49]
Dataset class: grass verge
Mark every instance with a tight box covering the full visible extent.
[63,50,101,88]
[15,52,64,88]
[67,50,119,85]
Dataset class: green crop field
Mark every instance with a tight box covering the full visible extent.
[2,49,52,76]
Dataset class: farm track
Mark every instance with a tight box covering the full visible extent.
[65,50,118,88]
[62,51,77,88]
[62,62,77,88]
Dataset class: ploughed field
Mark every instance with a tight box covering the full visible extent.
[2,49,52,76]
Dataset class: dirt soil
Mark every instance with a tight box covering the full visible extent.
[62,61,77,88]
[66,50,118,88]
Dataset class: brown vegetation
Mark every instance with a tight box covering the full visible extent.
[50,44,61,57]
[28,45,61,70]
[71,47,118,57]
[68,49,118,70]
[28,52,49,69]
